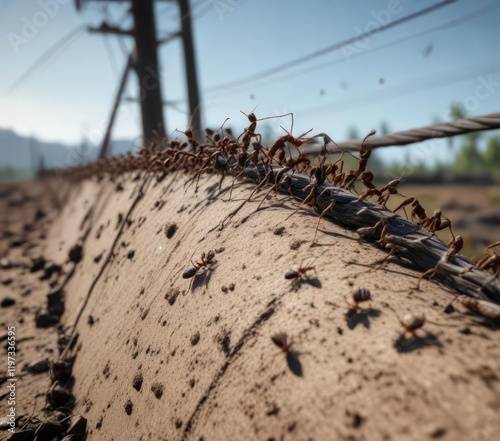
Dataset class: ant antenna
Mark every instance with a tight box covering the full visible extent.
[218,117,230,138]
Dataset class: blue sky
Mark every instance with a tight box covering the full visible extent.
[1,0,499,165]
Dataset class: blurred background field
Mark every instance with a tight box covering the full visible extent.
[393,184,500,259]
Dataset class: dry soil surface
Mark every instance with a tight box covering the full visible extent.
[0,173,499,441]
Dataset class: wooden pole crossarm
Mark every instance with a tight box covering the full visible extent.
[87,22,133,36]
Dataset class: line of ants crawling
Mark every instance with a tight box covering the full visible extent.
[58,110,499,318]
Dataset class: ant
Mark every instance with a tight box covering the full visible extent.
[187,148,232,192]
[459,240,500,282]
[475,240,500,277]
[239,111,259,149]
[239,111,293,149]
[360,170,377,191]
[182,251,217,288]
[343,130,376,191]
[174,128,199,150]
[376,173,406,208]
[344,288,372,319]
[284,150,311,173]
[285,163,328,222]
[356,130,376,173]
[271,332,293,354]
[393,197,427,222]
[270,332,303,376]
[417,235,463,289]
[392,312,427,348]
[419,209,454,238]
[312,132,360,186]
[312,197,337,245]
[268,127,314,164]
[452,295,500,322]
[356,219,385,239]
[358,218,421,270]
[205,118,231,145]
[371,220,400,268]
[356,172,406,206]
[267,114,316,164]
[285,262,317,289]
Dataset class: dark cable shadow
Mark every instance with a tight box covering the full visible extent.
[347,308,381,330]
[286,351,303,377]
[462,312,500,331]
[342,259,421,280]
[395,331,443,353]
[312,228,358,242]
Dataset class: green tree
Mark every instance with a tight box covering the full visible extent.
[452,137,485,175]
[448,103,485,175]
[483,136,500,175]
[449,102,466,120]
[448,103,467,152]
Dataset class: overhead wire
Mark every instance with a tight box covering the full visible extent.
[203,0,458,94]
[295,61,500,116]
[203,2,492,99]
[5,25,86,94]
[97,2,120,77]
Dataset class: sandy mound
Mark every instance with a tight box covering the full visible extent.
[1,173,499,441]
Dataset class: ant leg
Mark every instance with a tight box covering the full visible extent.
[487,241,500,250]
[313,200,336,244]
[256,183,279,211]
[256,167,291,211]
[244,168,274,204]
[373,242,397,269]
[393,197,414,219]
[224,173,244,202]
[285,184,317,221]
[417,266,439,290]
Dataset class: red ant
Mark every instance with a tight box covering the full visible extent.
[344,288,372,319]
[285,262,317,289]
[417,235,463,289]
[238,111,293,150]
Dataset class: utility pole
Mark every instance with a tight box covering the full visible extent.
[83,0,166,150]
[77,0,203,154]
[131,0,166,144]
[178,0,202,142]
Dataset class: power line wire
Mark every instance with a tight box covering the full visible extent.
[204,0,458,93]
[295,61,500,117]
[6,25,86,94]
[97,3,120,77]
[204,2,491,98]
[156,1,210,46]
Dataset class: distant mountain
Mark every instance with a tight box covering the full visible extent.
[0,128,136,176]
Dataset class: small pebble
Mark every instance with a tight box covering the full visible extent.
[459,326,471,335]
[1,297,16,307]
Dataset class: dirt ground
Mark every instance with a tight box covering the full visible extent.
[1,174,500,441]
[395,184,500,260]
